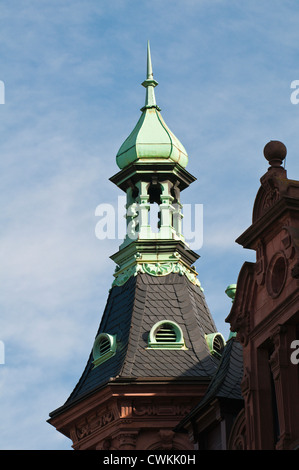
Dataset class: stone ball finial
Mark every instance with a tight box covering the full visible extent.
[263,140,287,167]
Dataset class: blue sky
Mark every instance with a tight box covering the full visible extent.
[1,0,299,450]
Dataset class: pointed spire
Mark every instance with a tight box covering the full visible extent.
[146,40,154,80]
[141,40,160,110]
[116,40,188,170]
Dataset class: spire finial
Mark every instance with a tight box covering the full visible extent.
[141,40,160,110]
[146,40,154,80]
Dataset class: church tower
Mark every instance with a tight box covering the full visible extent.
[48,43,224,451]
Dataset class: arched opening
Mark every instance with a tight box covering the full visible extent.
[148,320,186,349]
[147,182,162,233]
[92,333,117,368]
[155,323,177,343]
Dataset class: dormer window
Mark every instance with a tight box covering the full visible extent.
[205,333,225,358]
[92,333,116,368]
[148,321,186,349]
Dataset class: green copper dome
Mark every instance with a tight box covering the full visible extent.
[116,42,188,170]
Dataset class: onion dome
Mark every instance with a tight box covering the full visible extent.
[116,41,188,170]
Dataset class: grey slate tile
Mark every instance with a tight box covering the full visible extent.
[51,272,222,415]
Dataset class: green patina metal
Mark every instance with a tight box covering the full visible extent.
[225,284,237,302]
[225,284,237,339]
[111,260,203,290]
[205,332,226,358]
[92,333,117,368]
[147,320,186,350]
[110,42,202,290]
[116,41,188,170]
[141,40,159,110]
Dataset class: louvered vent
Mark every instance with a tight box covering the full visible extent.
[213,334,225,356]
[148,320,185,349]
[205,332,226,358]
[99,337,111,356]
[155,323,177,343]
[92,333,117,368]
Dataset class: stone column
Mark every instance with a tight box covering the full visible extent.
[135,181,151,239]
[159,181,174,239]
[125,186,139,243]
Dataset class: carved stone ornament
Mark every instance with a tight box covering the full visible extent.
[263,186,280,211]
[240,367,251,400]
[228,409,247,450]
[252,165,287,223]
[117,432,138,450]
[256,241,266,286]
[281,230,295,260]
[132,403,191,416]
[234,311,250,346]
[266,252,288,299]
[254,141,287,220]
[280,226,299,279]
[76,422,90,441]
[75,408,115,442]
[158,430,175,450]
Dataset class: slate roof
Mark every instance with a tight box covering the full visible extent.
[175,336,244,431]
[50,272,221,417]
[196,337,243,403]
